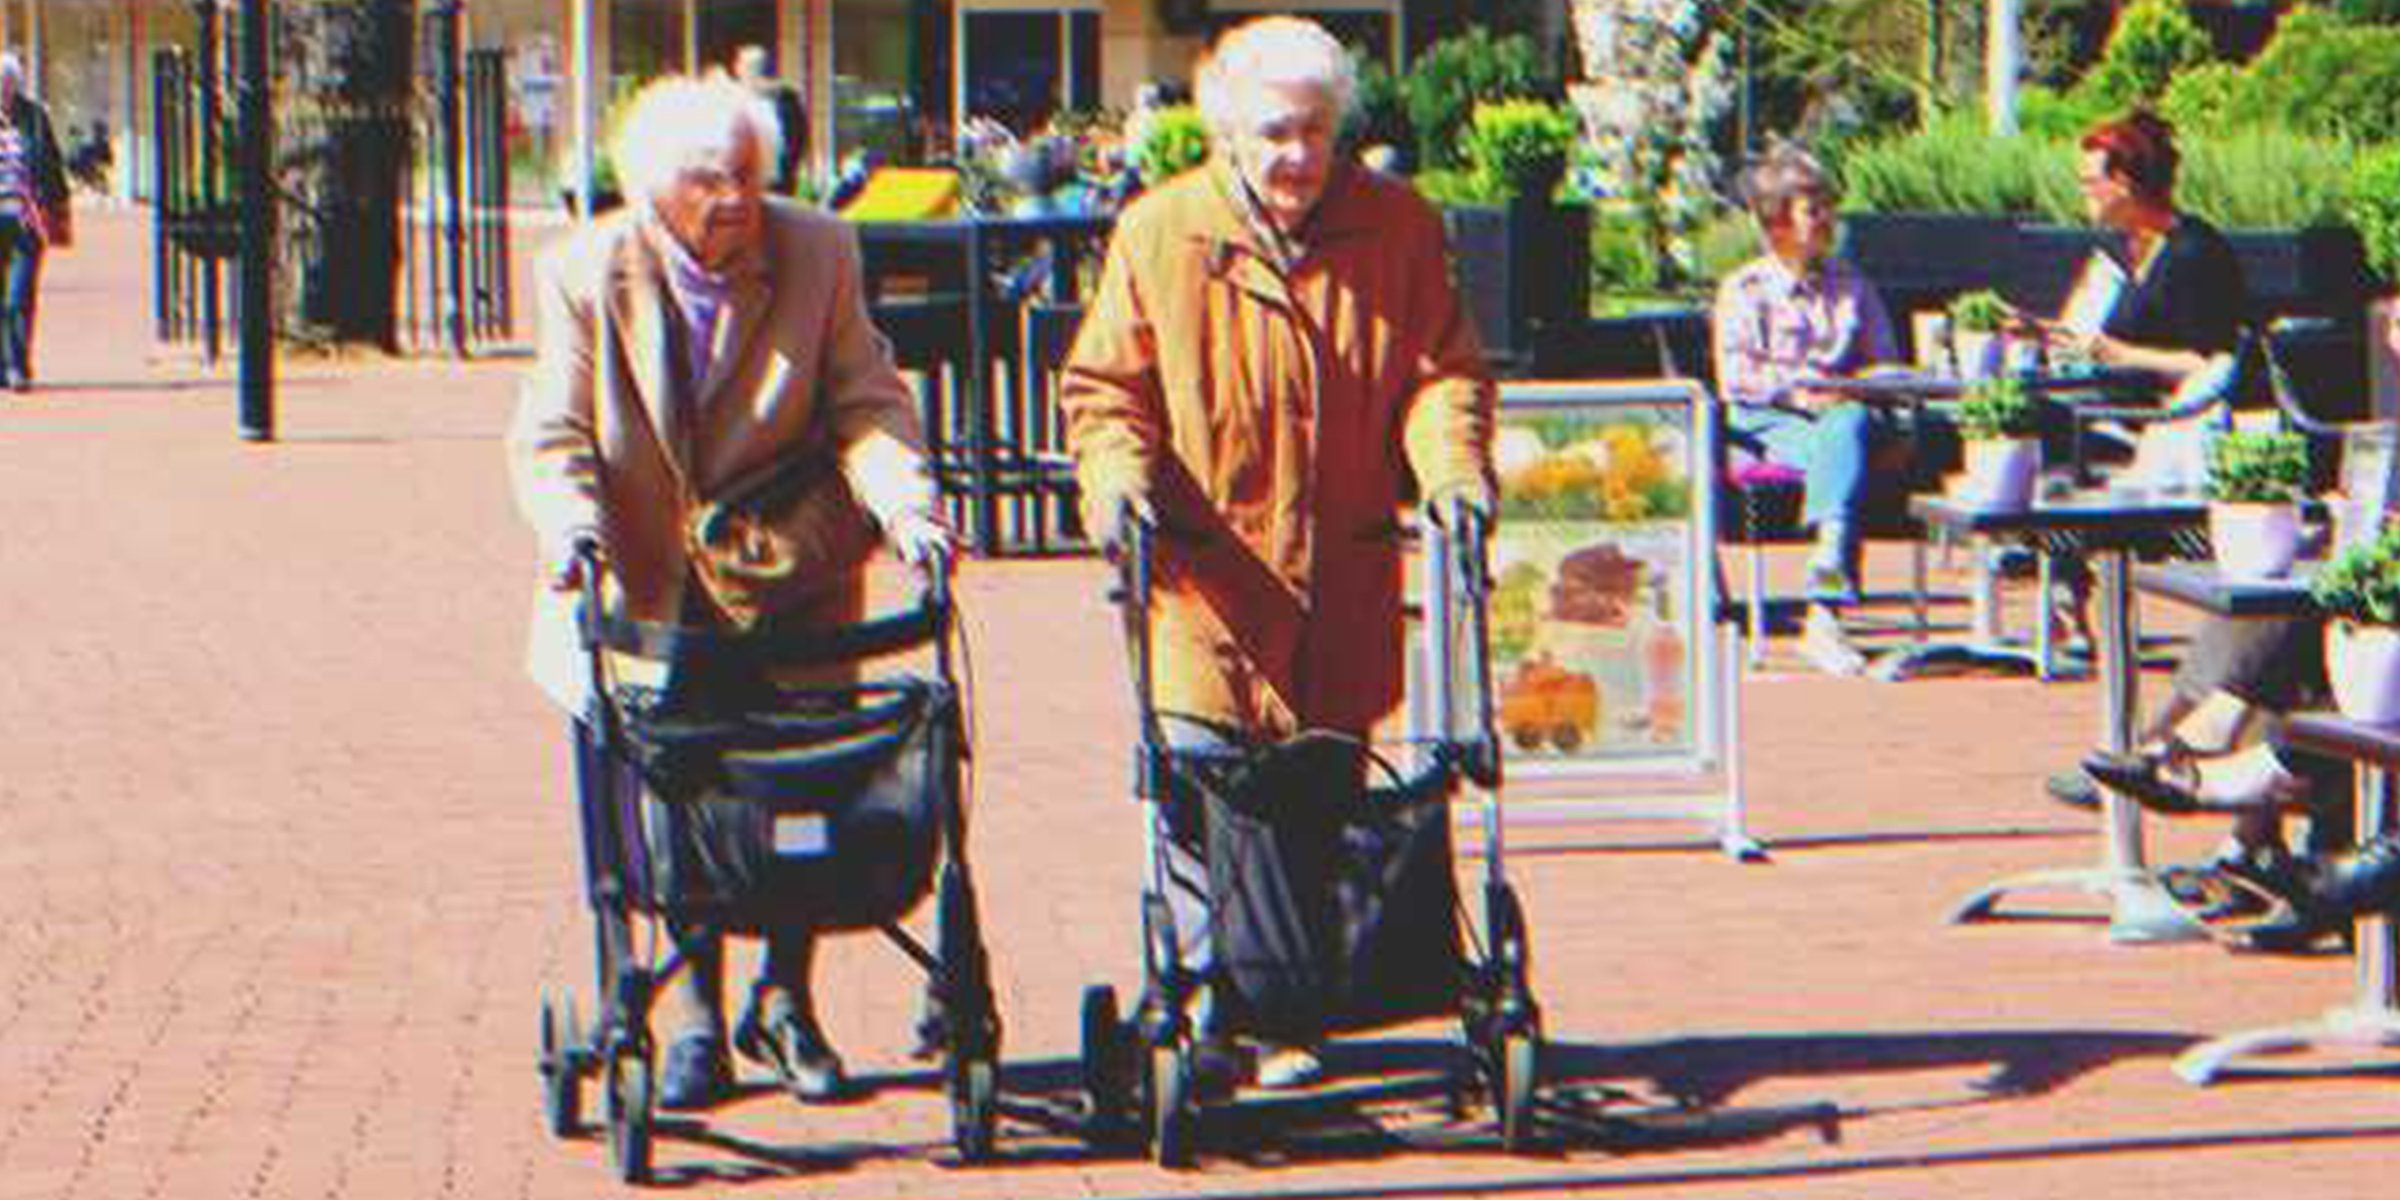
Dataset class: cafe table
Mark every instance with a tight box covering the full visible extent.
[2174,712,2400,1084]
[1926,490,2212,943]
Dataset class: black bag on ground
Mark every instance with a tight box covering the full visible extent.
[1175,731,1461,1042]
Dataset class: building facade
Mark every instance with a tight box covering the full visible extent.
[12,0,1468,206]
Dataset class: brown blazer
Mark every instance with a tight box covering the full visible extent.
[509,200,933,709]
[1062,160,1494,735]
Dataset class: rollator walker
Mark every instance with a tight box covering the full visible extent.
[1078,499,1544,1166]
[535,547,1000,1183]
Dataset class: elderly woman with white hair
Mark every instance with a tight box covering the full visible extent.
[1711,142,1904,675]
[1063,16,1494,1089]
[0,52,67,393]
[509,71,950,1112]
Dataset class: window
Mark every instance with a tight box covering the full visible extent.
[1205,3,1399,70]
[959,8,1100,137]
[697,0,777,74]
[833,0,919,164]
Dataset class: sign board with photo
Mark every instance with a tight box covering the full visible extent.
[1412,380,1755,856]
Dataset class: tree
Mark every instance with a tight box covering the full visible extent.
[279,0,414,350]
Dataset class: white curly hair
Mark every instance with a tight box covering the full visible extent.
[610,71,783,202]
[1194,17,1356,142]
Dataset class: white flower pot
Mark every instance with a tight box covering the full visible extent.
[1953,330,2006,381]
[1954,437,2040,511]
[2208,501,2303,580]
[2328,621,2400,725]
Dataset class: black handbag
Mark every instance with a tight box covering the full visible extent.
[1174,731,1462,1041]
[620,677,957,932]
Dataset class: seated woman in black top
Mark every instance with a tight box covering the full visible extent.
[2053,113,2349,908]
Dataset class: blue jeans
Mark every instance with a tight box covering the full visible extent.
[0,215,42,384]
[1726,401,1886,531]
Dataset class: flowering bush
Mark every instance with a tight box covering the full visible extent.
[1568,0,1733,288]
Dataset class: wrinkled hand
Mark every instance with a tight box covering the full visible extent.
[1424,480,1496,530]
[886,509,956,574]
[545,529,602,592]
[1088,491,1157,558]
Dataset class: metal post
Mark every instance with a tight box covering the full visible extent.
[195,0,221,363]
[236,0,272,441]
[432,1,467,356]
[1988,0,2022,136]
[571,0,593,219]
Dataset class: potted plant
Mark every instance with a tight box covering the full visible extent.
[1952,376,2042,510]
[2204,429,2310,579]
[1947,289,2013,381]
[2311,521,2400,724]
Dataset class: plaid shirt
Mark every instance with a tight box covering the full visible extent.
[1711,254,1896,407]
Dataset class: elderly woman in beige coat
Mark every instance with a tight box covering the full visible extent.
[1062,16,1495,1088]
[509,72,948,1112]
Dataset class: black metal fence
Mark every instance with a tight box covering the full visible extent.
[151,6,511,359]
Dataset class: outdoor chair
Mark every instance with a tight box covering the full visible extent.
[1647,322,1948,667]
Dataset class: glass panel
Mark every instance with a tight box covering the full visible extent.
[38,0,125,190]
[1206,9,1394,68]
[697,0,777,74]
[472,0,571,203]
[832,0,915,165]
[609,0,680,95]
[963,11,1057,136]
[1069,12,1099,115]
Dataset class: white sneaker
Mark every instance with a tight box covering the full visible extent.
[1253,1044,1324,1090]
[1800,608,1868,677]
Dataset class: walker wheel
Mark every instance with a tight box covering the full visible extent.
[1495,1033,1539,1152]
[1079,985,1134,1140]
[538,987,583,1138]
[606,1048,653,1184]
[949,1052,998,1162]
[1147,1043,1194,1169]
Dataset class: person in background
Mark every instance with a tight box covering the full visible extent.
[508,72,950,1112]
[733,44,809,196]
[1711,142,1902,676]
[0,53,67,394]
[1062,16,1493,1090]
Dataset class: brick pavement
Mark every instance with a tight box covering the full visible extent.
[0,208,2395,1199]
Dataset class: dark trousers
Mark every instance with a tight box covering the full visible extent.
[0,215,42,383]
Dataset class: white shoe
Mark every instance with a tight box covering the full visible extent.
[1253,1044,1324,1089]
[1800,609,1868,677]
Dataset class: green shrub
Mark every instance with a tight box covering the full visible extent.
[1403,28,1551,173]
[2206,429,2311,503]
[1839,112,2075,220]
[1588,209,1661,297]
[2227,8,2400,139]
[1412,167,1499,207]
[2177,129,2356,230]
[1131,104,1208,188]
[2157,62,2246,136]
[1843,118,2353,231]
[1948,289,2012,333]
[1957,377,2040,440]
[2312,521,2400,625]
[1461,98,1577,201]
[2014,85,2107,141]
[2347,143,2400,285]
[1349,56,1413,157]
[2067,0,2214,116]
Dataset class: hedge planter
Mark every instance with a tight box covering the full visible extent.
[2207,500,2304,580]
[2329,621,2400,725]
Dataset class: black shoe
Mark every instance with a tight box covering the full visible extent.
[2045,768,2101,813]
[2302,834,2400,920]
[658,1032,733,1111]
[2082,749,2205,815]
[735,988,848,1103]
